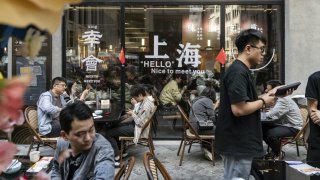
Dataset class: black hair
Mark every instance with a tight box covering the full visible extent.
[266,80,283,89]
[235,29,267,53]
[172,73,187,81]
[130,84,146,97]
[59,101,93,134]
[51,77,67,89]
[143,84,160,106]
[200,87,216,103]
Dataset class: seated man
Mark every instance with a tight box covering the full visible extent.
[51,101,114,180]
[159,73,187,107]
[37,77,67,137]
[262,80,303,159]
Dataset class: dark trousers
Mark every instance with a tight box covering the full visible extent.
[262,124,299,155]
[46,122,61,137]
[105,123,134,157]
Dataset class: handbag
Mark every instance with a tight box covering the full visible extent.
[191,104,214,131]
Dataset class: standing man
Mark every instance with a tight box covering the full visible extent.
[305,71,320,161]
[51,101,115,179]
[37,77,67,137]
[215,29,276,180]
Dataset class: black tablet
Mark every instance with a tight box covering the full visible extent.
[275,82,301,96]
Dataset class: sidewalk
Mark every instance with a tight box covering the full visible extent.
[17,140,307,179]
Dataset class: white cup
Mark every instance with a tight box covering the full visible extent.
[29,151,40,163]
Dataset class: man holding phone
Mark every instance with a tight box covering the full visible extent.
[305,71,320,161]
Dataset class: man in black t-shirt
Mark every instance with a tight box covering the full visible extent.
[215,29,276,180]
[305,71,320,161]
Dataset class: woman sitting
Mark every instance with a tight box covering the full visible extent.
[189,87,217,160]
[105,84,157,166]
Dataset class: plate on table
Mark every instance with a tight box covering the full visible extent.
[3,159,22,174]
[85,101,96,105]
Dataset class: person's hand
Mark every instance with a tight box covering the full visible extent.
[260,93,276,107]
[310,109,320,126]
[126,109,133,116]
[269,86,293,97]
[182,85,188,91]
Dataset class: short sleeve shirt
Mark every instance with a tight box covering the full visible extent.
[215,60,263,158]
[305,71,320,150]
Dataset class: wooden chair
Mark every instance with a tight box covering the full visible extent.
[143,152,172,180]
[114,156,135,180]
[119,116,155,163]
[24,106,58,156]
[279,107,309,158]
[176,105,215,166]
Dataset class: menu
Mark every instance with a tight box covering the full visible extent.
[26,157,53,173]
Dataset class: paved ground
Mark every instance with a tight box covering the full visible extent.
[16,140,307,180]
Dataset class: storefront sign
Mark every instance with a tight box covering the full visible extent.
[81,55,103,71]
[143,35,203,75]
[82,29,102,47]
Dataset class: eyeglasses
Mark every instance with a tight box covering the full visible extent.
[250,45,266,54]
[56,83,67,87]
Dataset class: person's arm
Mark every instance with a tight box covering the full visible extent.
[130,101,154,127]
[266,98,289,121]
[94,143,115,179]
[306,73,320,126]
[38,94,61,114]
[171,84,184,102]
[308,98,320,126]
[80,89,89,101]
[51,139,65,180]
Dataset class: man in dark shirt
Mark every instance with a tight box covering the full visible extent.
[305,71,320,161]
[215,29,276,180]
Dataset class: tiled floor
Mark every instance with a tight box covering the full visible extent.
[16,140,307,180]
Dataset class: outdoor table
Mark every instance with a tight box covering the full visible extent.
[0,156,53,180]
[252,159,320,180]
[88,102,124,129]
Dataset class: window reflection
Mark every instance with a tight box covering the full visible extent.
[64,6,122,101]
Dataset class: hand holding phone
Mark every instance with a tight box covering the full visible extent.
[274,82,301,96]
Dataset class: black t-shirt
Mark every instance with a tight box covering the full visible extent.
[215,60,263,158]
[67,153,83,180]
[305,71,320,159]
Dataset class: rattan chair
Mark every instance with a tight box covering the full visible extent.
[176,105,215,166]
[119,115,156,162]
[24,106,58,155]
[143,152,172,180]
[114,156,135,180]
[279,106,309,158]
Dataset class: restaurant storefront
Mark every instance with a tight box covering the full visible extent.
[61,0,284,138]
[2,0,283,139]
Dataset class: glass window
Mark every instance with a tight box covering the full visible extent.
[12,35,52,106]
[125,5,221,139]
[0,47,8,78]
[64,6,122,102]
[224,5,282,95]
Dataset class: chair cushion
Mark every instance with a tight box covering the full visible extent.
[186,129,214,139]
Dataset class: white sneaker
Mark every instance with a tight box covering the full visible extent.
[122,152,128,158]
[203,148,213,161]
[115,161,120,167]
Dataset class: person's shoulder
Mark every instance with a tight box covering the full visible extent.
[40,91,51,96]
[309,71,320,80]
[94,134,112,148]
[56,138,70,149]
